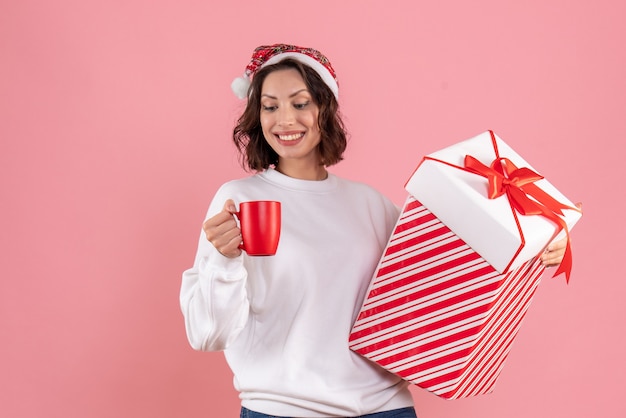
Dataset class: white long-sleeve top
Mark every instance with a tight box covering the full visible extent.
[180,168,413,417]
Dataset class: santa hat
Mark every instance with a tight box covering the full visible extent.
[231,44,339,100]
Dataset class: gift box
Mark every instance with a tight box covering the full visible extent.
[349,130,582,399]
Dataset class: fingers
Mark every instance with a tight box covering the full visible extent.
[203,200,242,258]
[542,203,580,268]
[540,237,567,267]
[223,199,237,214]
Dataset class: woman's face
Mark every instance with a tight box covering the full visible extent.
[259,68,322,170]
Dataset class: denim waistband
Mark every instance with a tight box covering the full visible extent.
[240,406,417,418]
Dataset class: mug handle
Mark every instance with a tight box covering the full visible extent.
[233,211,246,252]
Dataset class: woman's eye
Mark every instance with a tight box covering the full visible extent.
[294,102,309,109]
[262,105,277,112]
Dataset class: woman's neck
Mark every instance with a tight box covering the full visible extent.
[275,161,328,181]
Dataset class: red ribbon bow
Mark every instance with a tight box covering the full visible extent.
[464,154,577,282]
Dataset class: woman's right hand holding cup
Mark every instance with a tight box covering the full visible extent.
[203,199,242,258]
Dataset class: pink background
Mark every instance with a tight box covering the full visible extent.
[2,1,624,417]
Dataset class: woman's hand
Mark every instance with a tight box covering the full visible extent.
[203,199,242,258]
[540,237,568,267]
[540,202,582,268]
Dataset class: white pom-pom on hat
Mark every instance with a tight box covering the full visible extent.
[231,74,251,99]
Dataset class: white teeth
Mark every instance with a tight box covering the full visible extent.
[278,133,303,141]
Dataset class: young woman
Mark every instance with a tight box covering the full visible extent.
[180,44,569,418]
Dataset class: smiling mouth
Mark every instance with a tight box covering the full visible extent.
[277,133,305,141]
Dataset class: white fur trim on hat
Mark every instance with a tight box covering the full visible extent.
[263,52,339,99]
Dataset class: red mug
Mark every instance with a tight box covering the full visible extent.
[235,201,281,256]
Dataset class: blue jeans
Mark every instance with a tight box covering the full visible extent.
[240,406,417,418]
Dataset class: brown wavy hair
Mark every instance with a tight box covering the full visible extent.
[233,58,347,171]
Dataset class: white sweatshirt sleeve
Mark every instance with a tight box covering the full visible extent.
[179,196,251,352]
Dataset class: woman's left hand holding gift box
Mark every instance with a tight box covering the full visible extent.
[541,202,583,267]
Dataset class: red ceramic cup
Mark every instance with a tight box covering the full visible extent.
[235,201,281,256]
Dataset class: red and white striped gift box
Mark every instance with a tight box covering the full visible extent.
[349,196,546,399]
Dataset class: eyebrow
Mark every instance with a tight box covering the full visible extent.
[261,89,309,99]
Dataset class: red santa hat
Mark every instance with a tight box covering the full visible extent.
[231,44,339,100]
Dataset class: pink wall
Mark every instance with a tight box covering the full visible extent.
[2,1,624,417]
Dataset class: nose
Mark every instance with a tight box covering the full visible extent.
[276,105,295,126]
